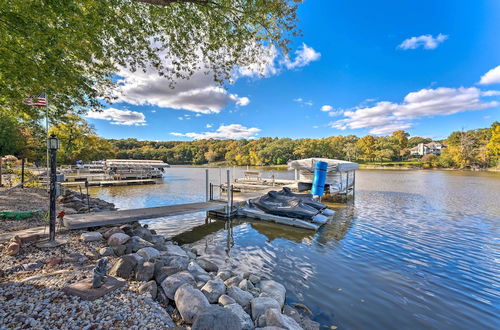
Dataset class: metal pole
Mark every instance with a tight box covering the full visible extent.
[226,169,231,216]
[45,95,49,190]
[21,158,25,188]
[85,179,91,213]
[353,171,356,199]
[49,146,57,241]
[205,169,209,202]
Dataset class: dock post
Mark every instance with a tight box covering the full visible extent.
[353,171,356,199]
[205,169,209,202]
[294,169,298,182]
[226,170,231,217]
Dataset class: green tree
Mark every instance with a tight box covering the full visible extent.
[1,0,299,118]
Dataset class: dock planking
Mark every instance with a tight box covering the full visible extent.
[60,179,157,187]
[63,201,227,229]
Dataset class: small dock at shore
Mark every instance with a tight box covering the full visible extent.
[63,201,226,229]
[60,179,157,187]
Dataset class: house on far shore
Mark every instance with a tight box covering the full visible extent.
[410,142,446,156]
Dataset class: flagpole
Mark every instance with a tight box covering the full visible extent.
[46,93,49,190]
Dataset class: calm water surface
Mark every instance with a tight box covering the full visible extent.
[90,167,500,329]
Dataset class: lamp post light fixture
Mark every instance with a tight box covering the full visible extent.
[48,134,59,241]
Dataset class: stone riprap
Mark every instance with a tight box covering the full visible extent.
[1,220,319,329]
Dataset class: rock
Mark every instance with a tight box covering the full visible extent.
[136,261,155,282]
[80,231,103,242]
[265,308,302,330]
[251,297,281,321]
[191,305,241,330]
[224,275,243,287]
[188,261,208,276]
[103,227,124,239]
[164,244,189,257]
[216,270,233,281]
[283,305,319,330]
[156,286,170,305]
[239,279,254,291]
[99,247,115,257]
[5,242,20,256]
[201,279,226,303]
[107,233,130,246]
[129,253,145,265]
[161,255,190,269]
[126,236,154,252]
[161,271,196,299]
[249,274,261,284]
[136,247,160,261]
[120,224,134,236]
[259,280,286,308]
[227,286,253,307]
[22,261,44,271]
[44,256,62,267]
[255,326,287,330]
[174,283,210,323]
[132,227,153,242]
[292,303,312,316]
[218,294,236,306]
[197,258,219,272]
[139,280,158,299]
[109,255,138,279]
[112,244,126,257]
[187,251,197,259]
[224,303,254,330]
[195,273,212,284]
[155,265,186,284]
[150,234,166,245]
[257,314,268,327]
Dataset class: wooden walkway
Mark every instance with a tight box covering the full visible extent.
[63,201,226,229]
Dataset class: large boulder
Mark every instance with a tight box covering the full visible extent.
[188,261,208,276]
[112,244,126,257]
[196,258,219,272]
[164,244,189,257]
[224,275,243,287]
[259,280,286,308]
[239,279,255,291]
[174,283,210,324]
[191,305,241,330]
[265,308,302,330]
[249,274,261,284]
[126,236,154,252]
[109,254,138,280]
[99,247,115,257]
[136,261,155,282]
[251,297,281,321]
[216,270,233,281]
[108,232,130,246]
[201,279,226,303]
[139,280,158,299]
[132,227,153,242]
[283,305,320,330]
[103,227,124,239]
[161,271,196,299]
[224,303,254,330]
[218,294,236,306]
[227,286,253,307]
[137,247,160,261]
[162,255,190,269]
[80,231,103,242]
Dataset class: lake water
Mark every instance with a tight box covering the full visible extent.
[89,167,500,329]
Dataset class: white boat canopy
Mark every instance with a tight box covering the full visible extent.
[288,158,359,172]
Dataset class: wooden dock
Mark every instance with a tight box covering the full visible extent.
[63,201,227,229]
[60,179,157,187]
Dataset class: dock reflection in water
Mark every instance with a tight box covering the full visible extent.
[90,168,500,330]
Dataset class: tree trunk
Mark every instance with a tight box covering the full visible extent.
[0,157,2,187]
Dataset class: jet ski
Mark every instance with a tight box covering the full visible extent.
[274,188,335,216]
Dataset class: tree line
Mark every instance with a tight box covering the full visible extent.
[2,110,497,169]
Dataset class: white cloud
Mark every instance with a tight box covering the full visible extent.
[206,124,212,128]
[321,105,333,112]
[331,87,499,134]
[87,108,146,126]
[115,68,249,114]
[171,124,260,140]
[284,43,321,69]
[478,65,500,85]
[398,33,448,50]
[294,98,313,106]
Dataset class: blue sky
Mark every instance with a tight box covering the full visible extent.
[87,0,500,141]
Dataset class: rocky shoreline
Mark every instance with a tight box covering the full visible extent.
[1,221,318,329]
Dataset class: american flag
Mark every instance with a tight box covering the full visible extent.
[24,93,47,107]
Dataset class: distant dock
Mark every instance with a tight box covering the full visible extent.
[60,179,157,187]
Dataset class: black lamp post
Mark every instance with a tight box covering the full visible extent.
[48,134,59,241]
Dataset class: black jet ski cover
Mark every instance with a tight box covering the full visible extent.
[248,192,320,220]
[275,187,327,211]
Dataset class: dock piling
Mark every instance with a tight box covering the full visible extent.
[205,169,209,202]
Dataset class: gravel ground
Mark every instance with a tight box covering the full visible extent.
[0,231,176,329]
[0,187,48,232]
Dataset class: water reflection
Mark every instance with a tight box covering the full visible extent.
[88,168,500,330]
